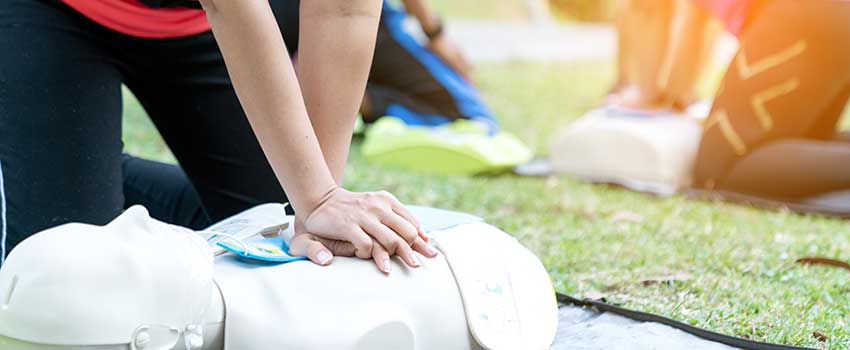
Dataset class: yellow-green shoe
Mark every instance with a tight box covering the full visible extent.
[352,115,366,136]
[363,117,533,175]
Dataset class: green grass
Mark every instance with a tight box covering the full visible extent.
[122,61,850,349]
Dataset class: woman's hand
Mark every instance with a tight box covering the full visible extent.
[427,35,473,83]
[289,187,438,273]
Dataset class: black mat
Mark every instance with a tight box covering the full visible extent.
[554,294,814,350]
[685,189,850,218]
[514,159,850,218]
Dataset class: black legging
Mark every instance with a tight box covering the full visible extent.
[0,0,302,257]
[694,0,850,200]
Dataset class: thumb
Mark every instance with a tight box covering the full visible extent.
[289,234,334,266]
[315,237,359,257]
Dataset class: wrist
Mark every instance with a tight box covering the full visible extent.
[298,182,339,219]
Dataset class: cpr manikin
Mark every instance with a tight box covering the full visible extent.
[0,206,558,350]
[0,206,215,350]
[549,107,705,195]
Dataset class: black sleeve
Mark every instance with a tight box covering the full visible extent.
[138,0,202,9]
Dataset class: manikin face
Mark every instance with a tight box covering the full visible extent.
[0,206,214,347]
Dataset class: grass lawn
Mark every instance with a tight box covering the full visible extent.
[122,61,850,349]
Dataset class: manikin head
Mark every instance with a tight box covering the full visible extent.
[0,206,214,348]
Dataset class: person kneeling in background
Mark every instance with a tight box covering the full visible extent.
[277,0,499,132]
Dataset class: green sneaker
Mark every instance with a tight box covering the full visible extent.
[352,115,366,136]
[362,117,534,175]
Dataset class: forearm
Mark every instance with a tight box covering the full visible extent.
[297,0,382,183]
[614,0,632,87]
[401,0,441,34]
[200,0,337,215]
[627,0,674,100]
[659,0,714,104]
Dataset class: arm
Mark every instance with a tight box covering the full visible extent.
[401,0,473,82]
[658,0,715,108]
[296,0,382,183]
[401,0,441,34]
[617,0,676,109]
[199,0,432,271]
[200,0,335,216]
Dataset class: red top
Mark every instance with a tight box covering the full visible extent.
[691,0,754,36]
[63,0,210,39]
[695,0,850,36]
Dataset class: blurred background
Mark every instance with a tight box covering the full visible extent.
[432,0,617,21]
[121,1,850,348]
[127,0,750,159]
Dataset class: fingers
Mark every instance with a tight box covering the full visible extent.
[387,196,420,228]
[358,219,435,269]
[362,220,407,254]
[371,238,392,274]
[316,237,358,257]
[442,47,472,83]
[289,234,334,266]
[386,195,429,243]
[381,211,420,245]
[346,226,374,260]
[412,238,438,258]
[297,187,440,271]
[454,53,472,83]
[394,243,422,269]
[290,232,434,273]
[361,220,423,268]
[459,63,474,83]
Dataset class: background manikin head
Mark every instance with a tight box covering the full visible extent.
[0,206,214,347]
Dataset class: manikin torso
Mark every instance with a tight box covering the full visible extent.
[0,207,557,350]
[0,255,475,350]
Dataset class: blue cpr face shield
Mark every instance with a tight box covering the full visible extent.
[194,203,306,264]
[215,236,306,264]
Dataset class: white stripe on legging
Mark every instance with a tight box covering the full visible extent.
[0,160,7,265]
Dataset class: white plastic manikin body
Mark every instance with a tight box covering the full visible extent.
[0,208,558,350]
[549,107,704,195]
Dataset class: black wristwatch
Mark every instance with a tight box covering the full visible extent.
[423,17,444,40]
